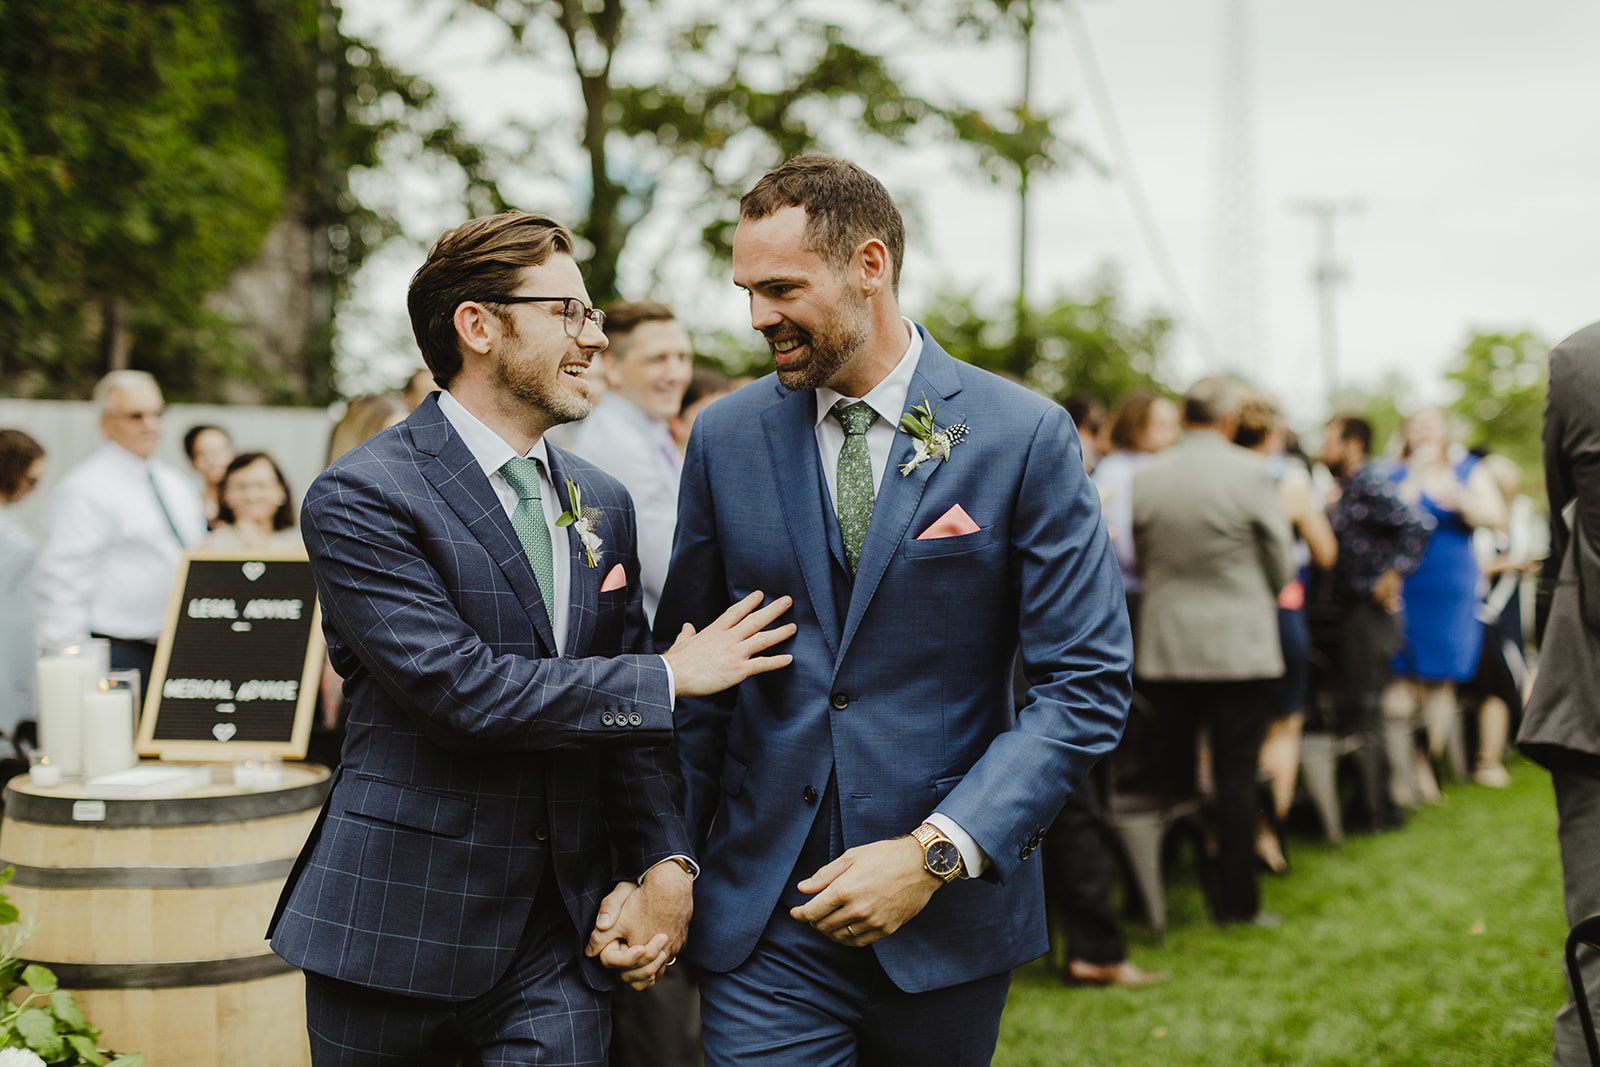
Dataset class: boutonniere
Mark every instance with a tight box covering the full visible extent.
[898,393,969,476]
[555,476,604,568]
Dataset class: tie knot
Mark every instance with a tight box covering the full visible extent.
[499,456,544,500]
[832,401,877,438]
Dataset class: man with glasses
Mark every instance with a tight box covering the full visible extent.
[270,210,794,1066]
[37,370,207,683]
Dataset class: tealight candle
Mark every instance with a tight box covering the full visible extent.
[29,756,60,788]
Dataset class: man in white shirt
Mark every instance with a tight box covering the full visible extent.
[570,300,693,622]
[36,370,207,683]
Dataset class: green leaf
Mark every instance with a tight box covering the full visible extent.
[68,1034,107,1066]
[0,900,19,926]
[16,1007,63,1059]
[0,866,15,889]
[21,964,55,993]
[106,1055,147,1067]
[555,513,575,527]
[51,989,85,1030]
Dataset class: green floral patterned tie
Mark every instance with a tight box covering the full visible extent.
[500,457,556,623]
[832,400,878,574]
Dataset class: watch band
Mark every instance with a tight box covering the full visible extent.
[912,822,963,883]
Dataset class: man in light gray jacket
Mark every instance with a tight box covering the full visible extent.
[1132,377,1293,925]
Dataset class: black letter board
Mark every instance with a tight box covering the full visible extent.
[137,553,325,760]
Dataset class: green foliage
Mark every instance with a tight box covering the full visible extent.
[0,869,142,1065]
[460,0,1088,304]
[917,275,1173,403]
[1446,328,1548,496]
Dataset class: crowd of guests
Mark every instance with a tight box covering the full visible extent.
[1052,374,1535,965]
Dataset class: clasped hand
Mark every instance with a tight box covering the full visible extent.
[585,860,694,990]
[789,835,942,947]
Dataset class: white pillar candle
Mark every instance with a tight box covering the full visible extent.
[35,656,86,777]
[29,757,61,788]
[81,683,137,780]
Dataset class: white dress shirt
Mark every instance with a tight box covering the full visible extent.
[37,441,207,646]
[809,320,990,878]
[569,393,681,623]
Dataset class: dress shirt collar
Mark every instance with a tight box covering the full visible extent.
[97,439,157,469]
[813,318,922,429]
[437,389,552,476]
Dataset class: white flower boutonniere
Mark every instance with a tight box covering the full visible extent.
[898,393,969,476]
[555,476,604,568]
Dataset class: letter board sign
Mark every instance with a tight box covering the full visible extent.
[137,553,325,760]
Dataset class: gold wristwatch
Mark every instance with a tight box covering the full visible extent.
[912,823,964,884]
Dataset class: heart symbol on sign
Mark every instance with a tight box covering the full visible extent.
[212,722,237,742]
[241,561,266,581]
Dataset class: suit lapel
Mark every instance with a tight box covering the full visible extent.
[411,401,560,655]
[545,446,599,655]
[837,336,966,665]
[761,386,843,661]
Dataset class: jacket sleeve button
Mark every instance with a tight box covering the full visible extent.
[628,712,643,727]
[600,712,615,727]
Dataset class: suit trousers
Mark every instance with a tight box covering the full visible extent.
[303,876,609,1067]
[698,789,1011,1066]
[1041,775,1125,966]
[1553,769,1600,1067]
[1140,677,1275,923]
[1337,599,1404,829]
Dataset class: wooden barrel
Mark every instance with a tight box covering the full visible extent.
[0,762,330,1067]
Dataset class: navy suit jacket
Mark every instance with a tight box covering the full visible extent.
[269,395,691,1002]
[655,330,1132,993]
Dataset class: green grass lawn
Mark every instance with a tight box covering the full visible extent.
[995,758,1569,1066]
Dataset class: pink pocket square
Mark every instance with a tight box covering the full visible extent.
[916,504,981,540]
[600,563,627,592]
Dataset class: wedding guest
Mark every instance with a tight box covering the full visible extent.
[199,453,303,555]
[326,393,407,465]
[1235,395,1337,872]
[1382,407,1506,806]
[0,430,46,750]
[37,371,207,684]
[1064,394,1108,473]
[670,366,733,456]
[1093,391,1181,633]
[183,424,234,529]
[402,367,440,411]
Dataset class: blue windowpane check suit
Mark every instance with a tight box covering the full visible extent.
[655,331,1133,1021]
[269,396,690,1027]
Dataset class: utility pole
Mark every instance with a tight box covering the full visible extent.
[1012,0,1037,379]
[1289,198,1362,408]
[1210,0,1260,377]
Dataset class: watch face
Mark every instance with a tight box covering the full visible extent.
[926,839,961,877]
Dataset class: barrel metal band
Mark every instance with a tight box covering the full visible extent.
[29,953,297,989]
[0,857,297,889]
[0,778,330,828]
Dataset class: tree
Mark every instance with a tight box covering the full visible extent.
[918,272,1173,403]
[1446,328,1548,496]
[452,0,1083,305]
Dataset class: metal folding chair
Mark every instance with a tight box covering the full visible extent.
[1567,912,1600,1066]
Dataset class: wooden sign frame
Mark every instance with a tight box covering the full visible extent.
[137,552,326,761]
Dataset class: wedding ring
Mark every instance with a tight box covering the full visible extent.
[845,924,857,937]
[667,956,678,967]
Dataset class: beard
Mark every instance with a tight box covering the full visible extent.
[767,291,871,393]
[493,318,593,426]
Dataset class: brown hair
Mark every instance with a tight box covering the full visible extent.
[0,429,44,499]
[327,394,408,466]
[407,212,575,388]
[1106,393,1162,452]
[603,300,677,362]
[216,452,295,531]
[739,155,905,295]
[1232,393,1276,449]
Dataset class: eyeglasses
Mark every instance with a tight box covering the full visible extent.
[106,409,164,422]
[481,296,605,338]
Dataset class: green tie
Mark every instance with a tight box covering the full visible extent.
[832,401,878,573]
[500,457,556,623]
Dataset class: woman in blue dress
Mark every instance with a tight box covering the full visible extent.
[1383,408,1506,806]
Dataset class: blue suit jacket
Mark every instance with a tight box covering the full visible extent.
[270,395,691,1002]
[655,330,1132,993]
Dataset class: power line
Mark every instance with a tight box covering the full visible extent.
[1062,0,1220,369]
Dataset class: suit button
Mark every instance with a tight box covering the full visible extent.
[535,825,550,841]
[803,785,818,804]
[628,712,643,727]
[1019,843,1033,860]
[600,712,615,727]
[830,692,849,710]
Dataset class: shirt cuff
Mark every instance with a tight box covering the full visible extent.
[926,813,990,879]
[659,655,675,711]
[642,855,699,882]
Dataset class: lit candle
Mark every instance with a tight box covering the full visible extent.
[81,680,137,780]
[29,756,61,788]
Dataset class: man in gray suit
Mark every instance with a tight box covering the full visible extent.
[1518,320,1600,1066]
[1132,377,1293,925]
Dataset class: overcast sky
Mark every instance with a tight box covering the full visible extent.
[338,0,1600,424]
